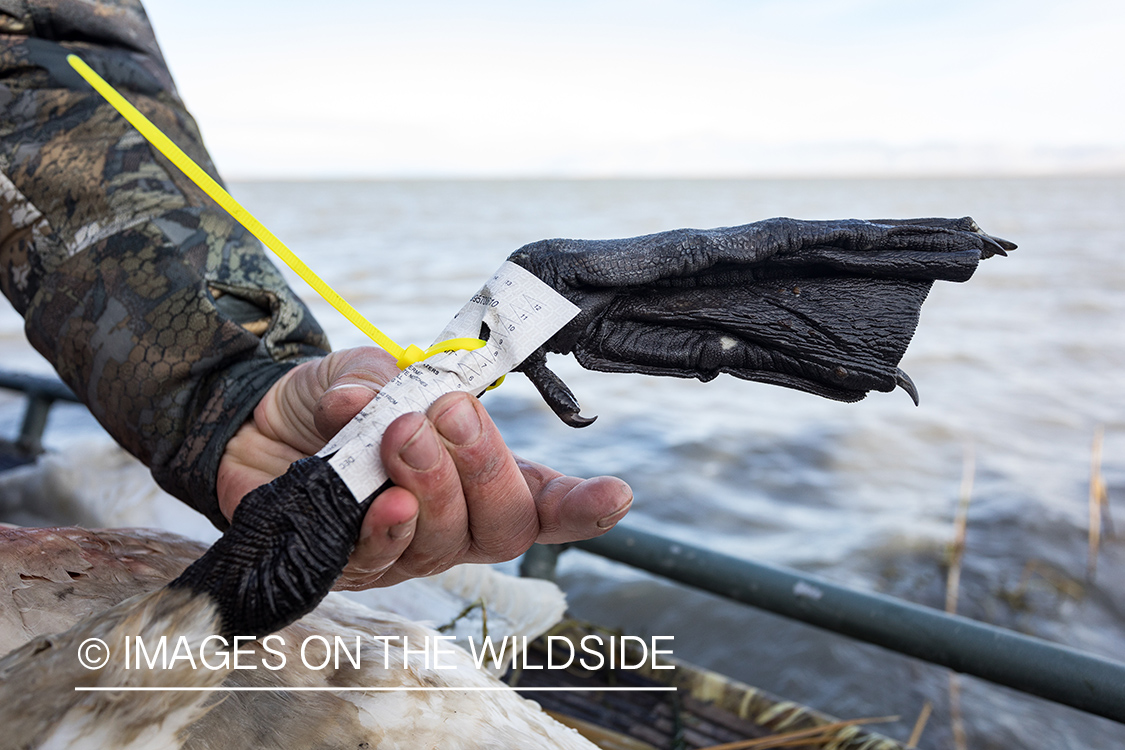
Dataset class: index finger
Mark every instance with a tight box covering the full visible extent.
[427,392,542,561]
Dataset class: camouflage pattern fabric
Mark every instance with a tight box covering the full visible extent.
[0,0,331,528]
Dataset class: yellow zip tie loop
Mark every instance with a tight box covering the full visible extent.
[396,338,484,369]
[66,53,493,382]
[396,339,505,390]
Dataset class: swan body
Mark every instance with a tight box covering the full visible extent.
[0,526,597,749]
[0,443,594,749]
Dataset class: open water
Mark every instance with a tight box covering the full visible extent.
[1,176,1123,748]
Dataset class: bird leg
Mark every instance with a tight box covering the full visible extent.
[170,457,376,639]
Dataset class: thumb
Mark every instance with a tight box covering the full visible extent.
[309,347,399,440]
[313,382,379,439]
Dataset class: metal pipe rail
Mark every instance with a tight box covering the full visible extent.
[564,524,1125,725]
[0,370,78,454]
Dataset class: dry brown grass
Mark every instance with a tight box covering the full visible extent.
[906,701,932,749]
[694,715,899,750]
[1088,426,1110,582]
[944,444,975,750]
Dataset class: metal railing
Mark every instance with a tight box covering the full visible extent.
[0,370,78,455]
[524,528,1125,724]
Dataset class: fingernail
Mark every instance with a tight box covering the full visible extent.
[435,397,481,446]
[597,496,633,529]
[325,383,375,395]
[399,421,440,470]
[389,520,415,540]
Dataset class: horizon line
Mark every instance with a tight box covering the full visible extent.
[225,169,1125,183]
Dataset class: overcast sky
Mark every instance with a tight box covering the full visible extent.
[141,0,1125,178]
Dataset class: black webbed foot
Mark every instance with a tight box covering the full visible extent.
[508,216,1012,421]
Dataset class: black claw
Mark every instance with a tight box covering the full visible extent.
[994,235,1018,251]
[561,411,598,428]
[981,234,1013,258]
[515,349,597,428]
[980,235,1007,258]
[895,368,920,406]
[978,232,1017,259]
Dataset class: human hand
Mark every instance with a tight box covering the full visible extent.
[216,347,633,589]
[508,216,1014,422]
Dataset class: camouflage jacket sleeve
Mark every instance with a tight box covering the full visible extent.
[0,0,332,529]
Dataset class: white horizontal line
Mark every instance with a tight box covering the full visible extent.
[74,686,677,693]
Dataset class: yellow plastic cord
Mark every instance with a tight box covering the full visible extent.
[66,53,488,375]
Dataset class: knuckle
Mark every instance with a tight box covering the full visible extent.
[471,516,539,561]
[458,450,507,487]
[399,538,471,579]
